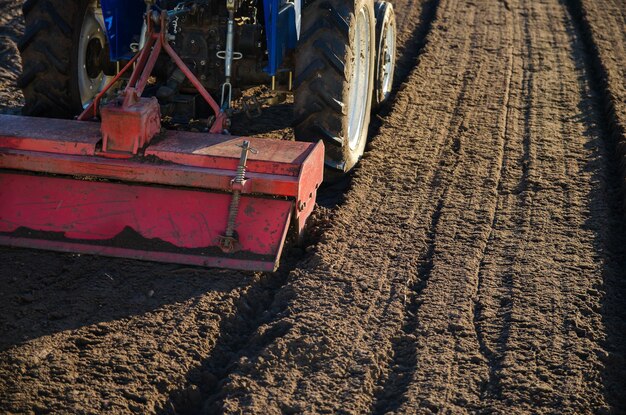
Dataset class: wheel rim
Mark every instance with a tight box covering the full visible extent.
[78,1,110,109]
[381,18,396,98]
[347,6,372,151]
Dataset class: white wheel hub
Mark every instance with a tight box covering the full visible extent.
[347,6,373,151]
[77,1,111,108]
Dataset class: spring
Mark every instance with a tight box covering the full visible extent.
[235,165,246,183]
[224,192,241,238]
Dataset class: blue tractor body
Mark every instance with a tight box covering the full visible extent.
[100,0,144,61]
[100,0,299,76]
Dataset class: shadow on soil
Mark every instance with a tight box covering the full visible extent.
[561,0,626,411]
[153,245,309,415]
[0,248,250,352]
[229,103,294,137]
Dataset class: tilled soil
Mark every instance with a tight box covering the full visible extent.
[1,0,625,414]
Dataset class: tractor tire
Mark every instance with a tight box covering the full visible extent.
[373,1,396,108]
[19,0,111,118]
[294,0,377,176]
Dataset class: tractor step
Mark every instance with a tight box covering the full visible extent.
[0,115,324,271]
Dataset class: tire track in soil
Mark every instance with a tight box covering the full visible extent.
[448,0,626,411]
[381,1,517,410]
[474,1,568,406]
[471,0,532,400]
[372,42,482,414]
[471,38,516,402]
[370,196,444,415]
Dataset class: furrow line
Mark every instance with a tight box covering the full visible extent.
[160,272,289,414]
[371,49,478,413]
[472,42,516,402]
[371,197,444,415]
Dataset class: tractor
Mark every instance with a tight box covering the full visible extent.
[0,0,397,271]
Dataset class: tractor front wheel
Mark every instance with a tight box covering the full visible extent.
[294,0,377,177]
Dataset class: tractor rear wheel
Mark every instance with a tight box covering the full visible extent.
[19,0,111,118]
[294,0,377,176]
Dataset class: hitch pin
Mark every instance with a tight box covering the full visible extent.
[219,140,258,253]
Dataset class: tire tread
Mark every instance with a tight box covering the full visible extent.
[19,0,82,118]
[294,0,375,174]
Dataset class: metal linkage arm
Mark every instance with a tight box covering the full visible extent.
[79,9,229,134]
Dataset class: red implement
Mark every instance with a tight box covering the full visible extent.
[0,10,324,271]
[0,114,324,272]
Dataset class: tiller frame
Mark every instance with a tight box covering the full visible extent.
[0,11,324,272]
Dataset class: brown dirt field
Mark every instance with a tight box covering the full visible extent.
[1,0,625,414]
